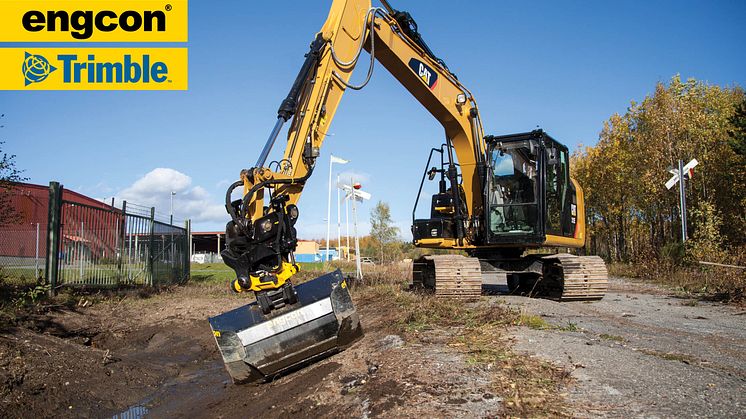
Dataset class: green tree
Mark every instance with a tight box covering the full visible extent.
[0,115,26,227]
[369,200,399,263]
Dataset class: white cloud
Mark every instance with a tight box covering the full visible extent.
[336,170,371,186]
[117,168,226,226]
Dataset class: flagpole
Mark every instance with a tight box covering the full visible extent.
[345,193,350,261]
[352,177,363,279]
[326,156,333,262]
[337,174,341,260]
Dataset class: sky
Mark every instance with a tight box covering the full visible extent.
[1,0,744,239]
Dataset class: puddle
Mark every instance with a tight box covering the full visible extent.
[117,360,228,417]
[112,404,149,419]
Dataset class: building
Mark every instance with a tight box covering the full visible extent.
[295,240,321,263]
[0,182,118,263]
[190,231,225,263]
[187,235,337,264]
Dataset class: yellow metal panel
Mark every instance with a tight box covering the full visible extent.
[0,1,188,42]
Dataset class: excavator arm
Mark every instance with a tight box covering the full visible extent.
[222,0,487,300]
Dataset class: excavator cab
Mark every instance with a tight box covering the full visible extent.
[485,132,543,243]
[484,130,579,246]
[413,130,578,248]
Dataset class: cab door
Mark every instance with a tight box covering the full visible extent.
[544,144,576,238]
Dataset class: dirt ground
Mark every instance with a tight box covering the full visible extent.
[0,279,533,419]
[1,275,744,418]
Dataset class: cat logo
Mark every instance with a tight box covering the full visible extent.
[408,58,438,90]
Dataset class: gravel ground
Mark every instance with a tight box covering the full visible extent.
[498,277,746,418]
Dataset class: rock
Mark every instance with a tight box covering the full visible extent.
[378,335,404,350]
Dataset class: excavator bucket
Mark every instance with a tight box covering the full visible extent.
[208,269,363,384]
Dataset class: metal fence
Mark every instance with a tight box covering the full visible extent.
[0,223,46,283]
[53,190,190,288]
[0,181,191,290]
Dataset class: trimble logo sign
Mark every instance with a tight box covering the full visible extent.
[1,48,188,90]
[0,1,188,42]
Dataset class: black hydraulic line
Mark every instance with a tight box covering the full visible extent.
[255,33,327,169]
[224,180,244,222]
[386,4,453,76]
[380,0,395,14]
[278,33,327,122]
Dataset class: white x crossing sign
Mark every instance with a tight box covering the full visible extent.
[665,159,698,190]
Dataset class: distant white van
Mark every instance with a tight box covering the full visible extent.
[191,253,207,264]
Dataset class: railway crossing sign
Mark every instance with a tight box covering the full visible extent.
[665,158,698,190]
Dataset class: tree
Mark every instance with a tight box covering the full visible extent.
[369,200,399,263]
[0,115,26,227]
[573,76,745,261]
[728,98,746,158]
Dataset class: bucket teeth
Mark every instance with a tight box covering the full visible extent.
[209,269,363,383]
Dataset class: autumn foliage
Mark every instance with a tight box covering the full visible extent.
[572,76,745,299]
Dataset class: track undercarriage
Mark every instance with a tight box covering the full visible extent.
[413,253,608,301]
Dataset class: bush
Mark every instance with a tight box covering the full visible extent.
[660,242,686,266]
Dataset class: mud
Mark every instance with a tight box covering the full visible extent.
[0,286,502,418]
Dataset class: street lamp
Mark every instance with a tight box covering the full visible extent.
[170,191,176,225]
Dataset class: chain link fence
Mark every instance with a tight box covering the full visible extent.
[0,223,46,284]
[0,181,191,290]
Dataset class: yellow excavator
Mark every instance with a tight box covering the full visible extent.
[209,0,608,383]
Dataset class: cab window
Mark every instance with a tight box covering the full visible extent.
[545,146,568,235]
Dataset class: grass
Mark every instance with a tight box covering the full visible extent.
[355,270,571,417]
[599,333,625,342]
[516,313,550,330]
[609,260,745,303]
[513,310,580,332]
[639,348,698,364]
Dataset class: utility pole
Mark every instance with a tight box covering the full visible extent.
[345,193,350,261]
[337,174,342,260]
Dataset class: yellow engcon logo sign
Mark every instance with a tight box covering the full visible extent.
[0,1,188,42]
[0,1,188,90]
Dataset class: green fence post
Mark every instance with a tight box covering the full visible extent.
[119,201,127,285]
[185,219,191,283]
[148,206,155,287]
[45,181,63,296]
